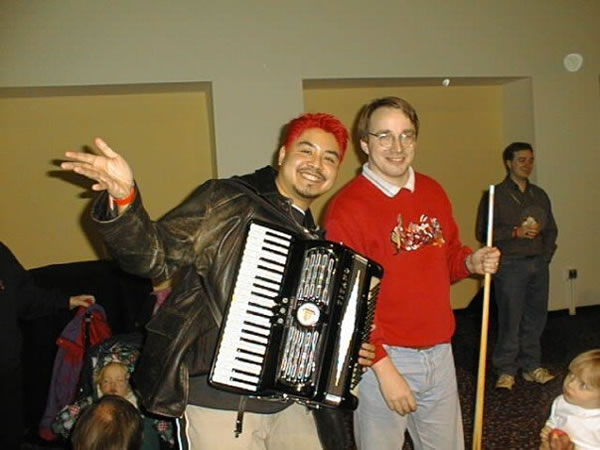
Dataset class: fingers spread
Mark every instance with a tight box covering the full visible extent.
[63,151,99,165]
[95,137,117,158]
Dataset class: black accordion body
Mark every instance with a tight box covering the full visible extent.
[209,220,383,409]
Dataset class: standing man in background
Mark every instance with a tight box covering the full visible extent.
[476,142,558,390]
[325,96,500,450]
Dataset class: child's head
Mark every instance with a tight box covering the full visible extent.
[71,394,143,450]
[562,349,600,409]
[96,362,131,397]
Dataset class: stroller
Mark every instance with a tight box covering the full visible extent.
[38,304,112,441]
[52,332,174,449]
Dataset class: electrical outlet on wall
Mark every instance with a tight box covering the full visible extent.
[564,268,578,281]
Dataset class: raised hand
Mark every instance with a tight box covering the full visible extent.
[61,137,134,199]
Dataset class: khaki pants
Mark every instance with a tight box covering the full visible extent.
[179,403,322,450]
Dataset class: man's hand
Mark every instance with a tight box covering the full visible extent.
[372,357,416,416]
[517,216,541,239]
[358,342,375,367]
[516,223,540,239]
[61,137,134,200]
[68,295,95,310]
[466,247,501,275]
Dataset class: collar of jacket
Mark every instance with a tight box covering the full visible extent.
[502,175,530,192]
[232,166,323,237]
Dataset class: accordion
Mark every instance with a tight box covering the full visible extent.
[209,220,383,409]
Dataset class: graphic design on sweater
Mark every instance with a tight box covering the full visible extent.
[390,213,445,252]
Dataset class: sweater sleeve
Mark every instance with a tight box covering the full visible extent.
[323,197,363,251]
[324,198,388,364]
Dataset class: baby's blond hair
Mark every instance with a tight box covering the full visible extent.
[568,349,600,389]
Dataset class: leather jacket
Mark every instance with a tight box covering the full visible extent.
[92,166,321,417]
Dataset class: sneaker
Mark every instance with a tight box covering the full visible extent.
[495,374,515,390]
[522,367,555,384]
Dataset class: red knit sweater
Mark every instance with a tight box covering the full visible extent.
[324,173,472,363]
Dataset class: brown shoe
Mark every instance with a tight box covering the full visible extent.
[495,374,515,390]
[522,367,555,384]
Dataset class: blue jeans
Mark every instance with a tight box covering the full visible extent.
[355,344,464,450]
[492,255,550,375]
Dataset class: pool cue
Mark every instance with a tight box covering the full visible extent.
[472,185,495,450]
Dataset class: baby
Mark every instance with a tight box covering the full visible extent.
[539,349,600,450]
[96,361,136,402]
[52,344,173,448]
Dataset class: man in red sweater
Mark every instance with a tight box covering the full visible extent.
[324,97,500,450]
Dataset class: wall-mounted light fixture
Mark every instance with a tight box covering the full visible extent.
[563,53,583,72]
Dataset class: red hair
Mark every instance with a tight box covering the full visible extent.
[283,113,349,160]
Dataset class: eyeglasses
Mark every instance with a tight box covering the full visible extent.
[367,130,417,150]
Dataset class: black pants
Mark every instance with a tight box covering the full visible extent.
[313,407,356,450]
[0,365,24,450]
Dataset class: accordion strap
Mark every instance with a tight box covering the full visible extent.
[234,396,248,438]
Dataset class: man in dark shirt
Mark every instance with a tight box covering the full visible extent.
[0,242,93,448]
[476,142,558,390]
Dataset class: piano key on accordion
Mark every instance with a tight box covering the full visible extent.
[209,220,383,409]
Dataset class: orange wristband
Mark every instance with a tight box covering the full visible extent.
[113,185,136,206]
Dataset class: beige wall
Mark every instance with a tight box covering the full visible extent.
[1,0,599,310]
[0,85,215,267]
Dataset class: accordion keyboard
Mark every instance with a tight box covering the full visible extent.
[211,222,292,391]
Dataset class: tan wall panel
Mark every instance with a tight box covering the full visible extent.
[2,1,600,309]
[304,84,505,308]
[0,87,214,268]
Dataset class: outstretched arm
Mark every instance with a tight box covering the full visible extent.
[60,137,215,281]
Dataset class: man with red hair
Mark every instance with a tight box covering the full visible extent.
[60,113,370,449]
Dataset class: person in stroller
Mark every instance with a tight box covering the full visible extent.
[71,394,144,450]
[52,339,174,449]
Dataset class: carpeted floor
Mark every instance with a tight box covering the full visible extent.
[21,300,600,450]
[450,301,600,450]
